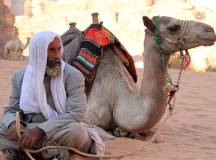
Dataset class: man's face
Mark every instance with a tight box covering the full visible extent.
[46,37,62,77]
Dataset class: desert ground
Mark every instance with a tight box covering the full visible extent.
[0,59,216,160]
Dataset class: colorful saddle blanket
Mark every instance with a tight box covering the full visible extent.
[71,24,137,83]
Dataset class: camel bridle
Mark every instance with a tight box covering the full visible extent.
[155,16,191,112]
[155,16,192,53]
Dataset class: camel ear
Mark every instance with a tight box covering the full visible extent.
[142,16,156,33]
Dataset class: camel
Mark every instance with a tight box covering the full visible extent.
[4,37,30,60]
[63,16,216,139]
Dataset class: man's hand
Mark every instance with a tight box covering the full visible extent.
[20,127,45,149]
[6,122,24,141]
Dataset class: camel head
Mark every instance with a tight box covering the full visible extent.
[143,16,216,53]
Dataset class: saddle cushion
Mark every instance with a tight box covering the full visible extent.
[71,24,137,82]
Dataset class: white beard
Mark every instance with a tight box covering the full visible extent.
[45,64,61,77]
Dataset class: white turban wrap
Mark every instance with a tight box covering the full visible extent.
[20,31,66,119]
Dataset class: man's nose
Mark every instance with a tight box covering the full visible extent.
[53,49,61,58]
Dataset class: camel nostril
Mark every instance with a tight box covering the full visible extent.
[205,26,214,32]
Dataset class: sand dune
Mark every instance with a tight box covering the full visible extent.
[0,59,215,160]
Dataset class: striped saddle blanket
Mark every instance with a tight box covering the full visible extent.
[71,24,137,83]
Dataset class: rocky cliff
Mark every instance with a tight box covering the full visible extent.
[0,0,17,58]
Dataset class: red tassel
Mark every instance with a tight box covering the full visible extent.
[183,50,191,70]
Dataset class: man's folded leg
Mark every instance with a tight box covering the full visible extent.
[41,122,92,159]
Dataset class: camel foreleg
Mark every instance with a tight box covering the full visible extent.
[91,125,116,140]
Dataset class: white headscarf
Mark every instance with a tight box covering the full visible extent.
[20,31,66,119]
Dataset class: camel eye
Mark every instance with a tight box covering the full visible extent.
[168,24,180,32]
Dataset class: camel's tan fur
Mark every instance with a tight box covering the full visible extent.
[84,16,216,139]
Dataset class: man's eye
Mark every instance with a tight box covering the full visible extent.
[49,48,55,52]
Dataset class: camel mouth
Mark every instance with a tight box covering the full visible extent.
[199,33,216,46]
[201,39,215,46]
[195,35,216,47]
[183,40,215,51]
[204,35,216,44]
[208,41,215,45]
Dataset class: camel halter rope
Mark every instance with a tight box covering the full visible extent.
[155,16,191,112]
[14,17,192,160]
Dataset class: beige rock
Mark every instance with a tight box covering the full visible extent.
[0,0,17,58]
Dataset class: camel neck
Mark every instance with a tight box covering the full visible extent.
[141,35,168,99]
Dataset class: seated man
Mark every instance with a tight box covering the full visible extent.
[0,31,104,159]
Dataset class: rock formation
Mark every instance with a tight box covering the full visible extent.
[0,0,17,58]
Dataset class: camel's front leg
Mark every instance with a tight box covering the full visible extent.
[91,124,115,140]
[112,127,135,138]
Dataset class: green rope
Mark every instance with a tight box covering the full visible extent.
[160,54,175,87]
[156,16,174,87]
[155,16,175,87]
[155,16,161,48]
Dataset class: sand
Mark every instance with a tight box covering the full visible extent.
[0,59,216,160]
